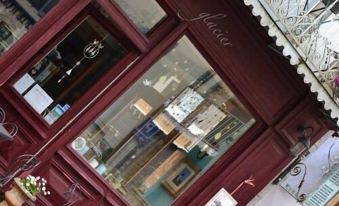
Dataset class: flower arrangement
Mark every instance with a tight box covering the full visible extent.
[19,175,51,196]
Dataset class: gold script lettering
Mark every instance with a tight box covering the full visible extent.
[177,11,232,47]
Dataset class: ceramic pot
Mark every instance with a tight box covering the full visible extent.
[4,178,36,206]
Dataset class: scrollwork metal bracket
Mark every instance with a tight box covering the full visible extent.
[290,162,307,202]
[62,183,81,206]
[0,154,40,190]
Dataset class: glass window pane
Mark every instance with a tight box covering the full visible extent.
[13,17,128,125]
[112,0,167,34]
[0,0,59,56]
[71,36,255,206]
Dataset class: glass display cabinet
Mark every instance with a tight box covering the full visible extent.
[13,14,129,125]
[71,36,255,206]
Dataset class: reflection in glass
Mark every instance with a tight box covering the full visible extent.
[113,0,167,34]
[72,36,255,206]
[13,17,127,125]
[0,0,59,56]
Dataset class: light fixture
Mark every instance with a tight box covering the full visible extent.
[289,126,313,157]
[298,126,312,149]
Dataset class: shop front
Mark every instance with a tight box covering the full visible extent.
[0,0,331,205]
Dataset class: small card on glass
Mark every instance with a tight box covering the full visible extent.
[205,188,237,206]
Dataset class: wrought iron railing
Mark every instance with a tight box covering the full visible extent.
[255,0,339,104]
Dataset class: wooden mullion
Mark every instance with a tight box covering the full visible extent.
[95,0,148,53]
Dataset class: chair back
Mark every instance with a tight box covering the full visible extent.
[0,107,18,143]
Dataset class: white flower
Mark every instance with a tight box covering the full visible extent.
[22,175,50,196]
[42,179,47,184]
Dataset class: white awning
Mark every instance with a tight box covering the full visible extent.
[243,0,339,126]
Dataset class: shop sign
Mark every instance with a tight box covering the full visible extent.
[178,12,232,47]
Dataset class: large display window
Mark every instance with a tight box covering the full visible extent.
[0,0,59,56]
[71,35,255,206]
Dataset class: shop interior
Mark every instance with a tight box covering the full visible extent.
[71,36,255,206]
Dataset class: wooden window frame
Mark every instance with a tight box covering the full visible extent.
[0,0,179,138]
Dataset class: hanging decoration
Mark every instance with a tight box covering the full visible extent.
[58,38,105,83]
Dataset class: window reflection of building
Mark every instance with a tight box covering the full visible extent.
[0,0,59,55]
[0,21,14,53]
[27,0,59,16]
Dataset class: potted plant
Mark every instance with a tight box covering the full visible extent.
[3,176,50,206]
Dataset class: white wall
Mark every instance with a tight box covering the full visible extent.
[247,131,339,206]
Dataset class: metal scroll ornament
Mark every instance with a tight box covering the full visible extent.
[0,154,40,189]
[290,163,307,202]
[323,140,338,175]
[83,40,103,59]
[58,39,105,83]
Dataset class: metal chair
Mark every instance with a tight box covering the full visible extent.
[0,107,18,143]
[0,122,18,142]
[0,107,5,123]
